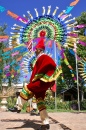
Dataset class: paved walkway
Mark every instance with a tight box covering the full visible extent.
[0,111,86,130]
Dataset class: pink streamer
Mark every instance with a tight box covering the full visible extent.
[60,49,65,59]
[0,38,8,42]
[75,24,86,28]
[79,40,86,46]
[77,55,81,61]
[4,65,10,70]
[17,16,28,24]
[60,15,67,19]
[14,72,17,76]
[48,40,52,48]
[68,33,78,38]
[6,72,11,77]
[73,77,77,80]
[24,75,27,78]
[11,51,19,57]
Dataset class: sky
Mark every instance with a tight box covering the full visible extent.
[0,0,86,35]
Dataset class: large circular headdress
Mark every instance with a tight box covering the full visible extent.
[8,6,77,79]
[9,6,77,48]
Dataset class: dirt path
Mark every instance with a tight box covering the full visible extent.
[0,111,86,130]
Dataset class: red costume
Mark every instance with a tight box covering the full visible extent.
[20,38,62,111]
[27,54,56,99]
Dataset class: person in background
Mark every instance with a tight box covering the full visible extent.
[9,38,62,130]
[9,92,21,113]
[27,97,39,115]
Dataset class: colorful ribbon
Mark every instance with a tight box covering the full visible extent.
[75,24,86,28]
[0,6,6,12]
[79,40,86,46]
[65,0,80,14]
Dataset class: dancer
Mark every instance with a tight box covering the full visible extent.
[10,38,62,130]
[8,92,21,113]
[28,97,39,115]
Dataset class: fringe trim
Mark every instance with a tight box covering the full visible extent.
[32,68,62,82]
[37,98,46,111]
[20,85,34,100]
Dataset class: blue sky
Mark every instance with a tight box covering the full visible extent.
[0,0,86,35]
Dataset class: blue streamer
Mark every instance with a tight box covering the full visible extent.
[2,51,11,56]
[65,6,74,14]
[0,6,6,12]
[3,55,10,60]
[10,60,16,66]
[69,49,75,55]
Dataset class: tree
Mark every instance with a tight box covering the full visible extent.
[0,24,22,90]
[0,24,7,90]
[75,12,86,100]
[57,48,76,94]
[75,12,86,59]
[76,12,86,35]
[57,12,86,95]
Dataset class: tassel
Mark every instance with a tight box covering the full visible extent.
[34,8,39,17]
[58,10,65,18]
[23,14,29,20]
[61,14,72,21]
[27,11,33,20]
[67,21,78,27]
[47,5,51,15]
[13,24,24,28]
[42,6,45,16]
[64,17,75,24]
[11,27,21,30]
[52,6,59,16]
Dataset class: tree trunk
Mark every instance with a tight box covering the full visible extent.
[81,91,84,101]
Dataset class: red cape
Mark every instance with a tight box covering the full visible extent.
[30,54,56,82]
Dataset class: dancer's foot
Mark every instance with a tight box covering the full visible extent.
[8,107,17,112]
[8,107,21,113]
[37,124,50,130]
[30,109,37,115]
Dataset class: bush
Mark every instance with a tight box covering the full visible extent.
[45,92,71,110]
[45,90,55,109]
[22,102,29,112]
[57,101,70,110]
[7,97,17,108]
[69,100,78,110]
[80,100,86,110]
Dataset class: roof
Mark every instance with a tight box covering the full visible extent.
[2,83,23,88]
[60,87,77,94]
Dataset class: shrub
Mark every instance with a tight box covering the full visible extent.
[80,100,86,110]
[7,97,16,108]
[45,90,55,109]
[22,102,29,112]
[69,100,78,110]
[57,101,70,110]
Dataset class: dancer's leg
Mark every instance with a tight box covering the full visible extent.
[36,98,50,130]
